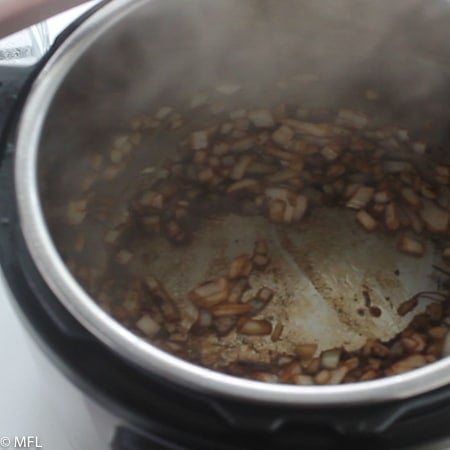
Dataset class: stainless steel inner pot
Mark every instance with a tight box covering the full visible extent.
[14,0,450,405]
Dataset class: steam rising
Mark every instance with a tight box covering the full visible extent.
[58,0,450,123]
[41,0,450,190]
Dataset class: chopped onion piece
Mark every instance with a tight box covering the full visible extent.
[190,130,209,150]
[211,303,251,317]
[328,367,349,384]
[189,277,230,307]
[336,109,369,129]
[248,109,275,128]
[282,119,333,137]
[229,254,253,279]
[314,370,332,385]
[238,319,273,336]
[216,83,241,95]
[383,160,413,174]
[387,355,427,375]
[397,236,425,257]
[400,187,422,207]
[385,202,400,230]
[296,343,317,360]
[154,106,173,120]
[230,155,254,180]
[346,186,374,210]
[321,143,341,161]
[136,314,160,337]
[321,348,342,369]
[419,200,449,233]
[412,141,427,154]
[443,248,450,260]
[356,210,378,232]
[67,199,87,225]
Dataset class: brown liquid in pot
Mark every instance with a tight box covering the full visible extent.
[44,81,450,386]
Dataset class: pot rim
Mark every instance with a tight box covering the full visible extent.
[14,0,450,406]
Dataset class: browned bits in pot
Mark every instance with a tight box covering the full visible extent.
[60,83,450,387]
[271,323,284,342]
[143,276,180,322]
[426,302,443,322]
[369,306,382,318]
[397,297,419,316]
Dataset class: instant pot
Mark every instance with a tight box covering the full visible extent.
[2,0,450,448]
